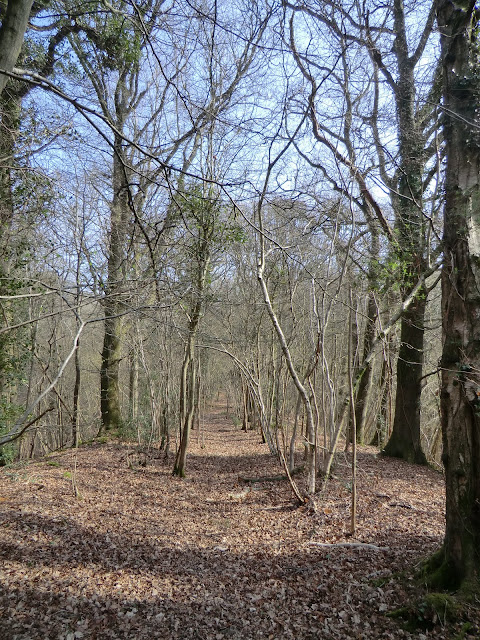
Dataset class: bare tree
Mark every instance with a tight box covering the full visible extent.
[284,0,441,463]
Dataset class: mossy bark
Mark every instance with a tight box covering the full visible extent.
[383,7,429,464]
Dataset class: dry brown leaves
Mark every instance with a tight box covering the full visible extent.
[0,403,476,639]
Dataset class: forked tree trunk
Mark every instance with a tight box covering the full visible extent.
[434,0,480,589]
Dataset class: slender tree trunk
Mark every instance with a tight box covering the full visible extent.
[353,291,376,444]
[434,0,480,589]
[129,345,139,424]
[257,247,315,496]
[242,379,248,431]
[72,333,81,447]
[354,222,380,443]
[174,333,196,477]
[0,89,20,394]
[289,393,302,473]
[173,230,210,477]
[371,339,393,447]
[348,289,357,535]
[128,316,140,426]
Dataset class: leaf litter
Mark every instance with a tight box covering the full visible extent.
[0,401,478,639]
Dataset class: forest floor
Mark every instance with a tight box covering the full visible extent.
[1,400,479,640]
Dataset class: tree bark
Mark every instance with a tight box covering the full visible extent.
[435,0,480,590]
[0,88,20,394]
[383,0,431,464]
[353,292,375,444]
[100,135,130,432]
[173,188,212,477]
[384,295,427,464]
[174,332,197,477]
[354,220,380,444]
[0,0,33,97]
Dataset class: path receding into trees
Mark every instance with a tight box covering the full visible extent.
[0,400,475,638]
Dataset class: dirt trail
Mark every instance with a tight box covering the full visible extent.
[0,400,466,639]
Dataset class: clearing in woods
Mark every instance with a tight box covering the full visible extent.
[0,400,475,639]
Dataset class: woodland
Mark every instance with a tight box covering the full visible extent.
[1,0,480,637]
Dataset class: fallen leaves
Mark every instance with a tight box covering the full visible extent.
[0,401,474,638]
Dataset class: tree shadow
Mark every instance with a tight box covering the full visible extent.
[0,509,451,640]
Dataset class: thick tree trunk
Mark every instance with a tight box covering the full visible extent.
[384,295,427,464]
[435,0,480,590]
[100,314,123,431]
[100,136,130,432]
[0,0,33,97]
[383,10,428,463]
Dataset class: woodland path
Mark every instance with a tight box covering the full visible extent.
[0,401,474,639]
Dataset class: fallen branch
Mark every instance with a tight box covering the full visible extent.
[239,474,289,483]
[307,542,389,551]
[388,502,413,509]
[239,466,304,485]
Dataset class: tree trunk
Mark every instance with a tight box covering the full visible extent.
[352,293,374,444]
[258,246,315,496]
[173,334,196,477]
[0,0,33,97]
[242,379,248,431]
[371,338,393,447]
[434,0,480,590]
[129,345,139,424]
[383,4,430,463]
[100,136,130,433]
[0,88,22,399]
[72,333,81,447]
[384,295,427,464]
[173,213,211,477]
[354,222,380,443]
